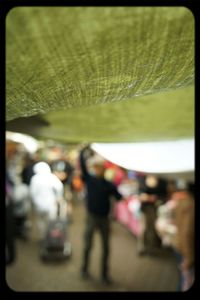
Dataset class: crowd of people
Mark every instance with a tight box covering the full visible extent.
[6,141,195,291]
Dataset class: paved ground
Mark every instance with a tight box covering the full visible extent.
[6,201,179,292]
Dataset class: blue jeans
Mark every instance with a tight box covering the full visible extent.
[173,250,183,291]
[173,250,194,291]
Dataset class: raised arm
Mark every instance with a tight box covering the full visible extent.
[80,145,96,179]
[80,147,91,178]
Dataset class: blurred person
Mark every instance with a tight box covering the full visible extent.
[6,173,16,265]
[156,182,194,291]
[171,184,195,291]
[21,151,42,185]
[6,149,30,240]
[155,197,177,248]
[155,179,178,248]
[80,146,123,284]
[166,179,177,199]
[21,154,36,185]
[20,152,42,233]
[137,175,164,255]
[51,156,74,221]
[12,176,30,240]
[29,162,66,241]
[50,156,74,188]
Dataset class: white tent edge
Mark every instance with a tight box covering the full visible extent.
[91,139,195,176]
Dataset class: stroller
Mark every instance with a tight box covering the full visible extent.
[40,201,72,261]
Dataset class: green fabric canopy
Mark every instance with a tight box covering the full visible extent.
[6,7,194,142]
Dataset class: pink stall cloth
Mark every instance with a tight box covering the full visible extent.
[113,195,142,237]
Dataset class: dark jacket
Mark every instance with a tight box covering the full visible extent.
[80,149,122,217]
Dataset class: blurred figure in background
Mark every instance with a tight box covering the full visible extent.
[12,176,30,240]
[155,179,178,248]
[171,183,194,291]
[51,154,74,221]
[30,162,65,241]
[80,145,122,284]
[18,151,43,238]
[6,172,16,266]
[137,175,165,255]
[50,155,74,190]
[166,179,177,199]
[156,181,194,291]
[21,150,42,185]
[6,143,31,241]
[155,195,177,249]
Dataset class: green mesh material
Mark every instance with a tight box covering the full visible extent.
[6,86,194,143]
[39,86,194,143]
[6,7,194,142]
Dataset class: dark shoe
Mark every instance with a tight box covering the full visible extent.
[101,275,113,285]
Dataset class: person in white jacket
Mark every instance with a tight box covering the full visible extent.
[30,162,66,239]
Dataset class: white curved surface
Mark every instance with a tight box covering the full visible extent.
[91,139,194,174]
[6,131,39,153]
